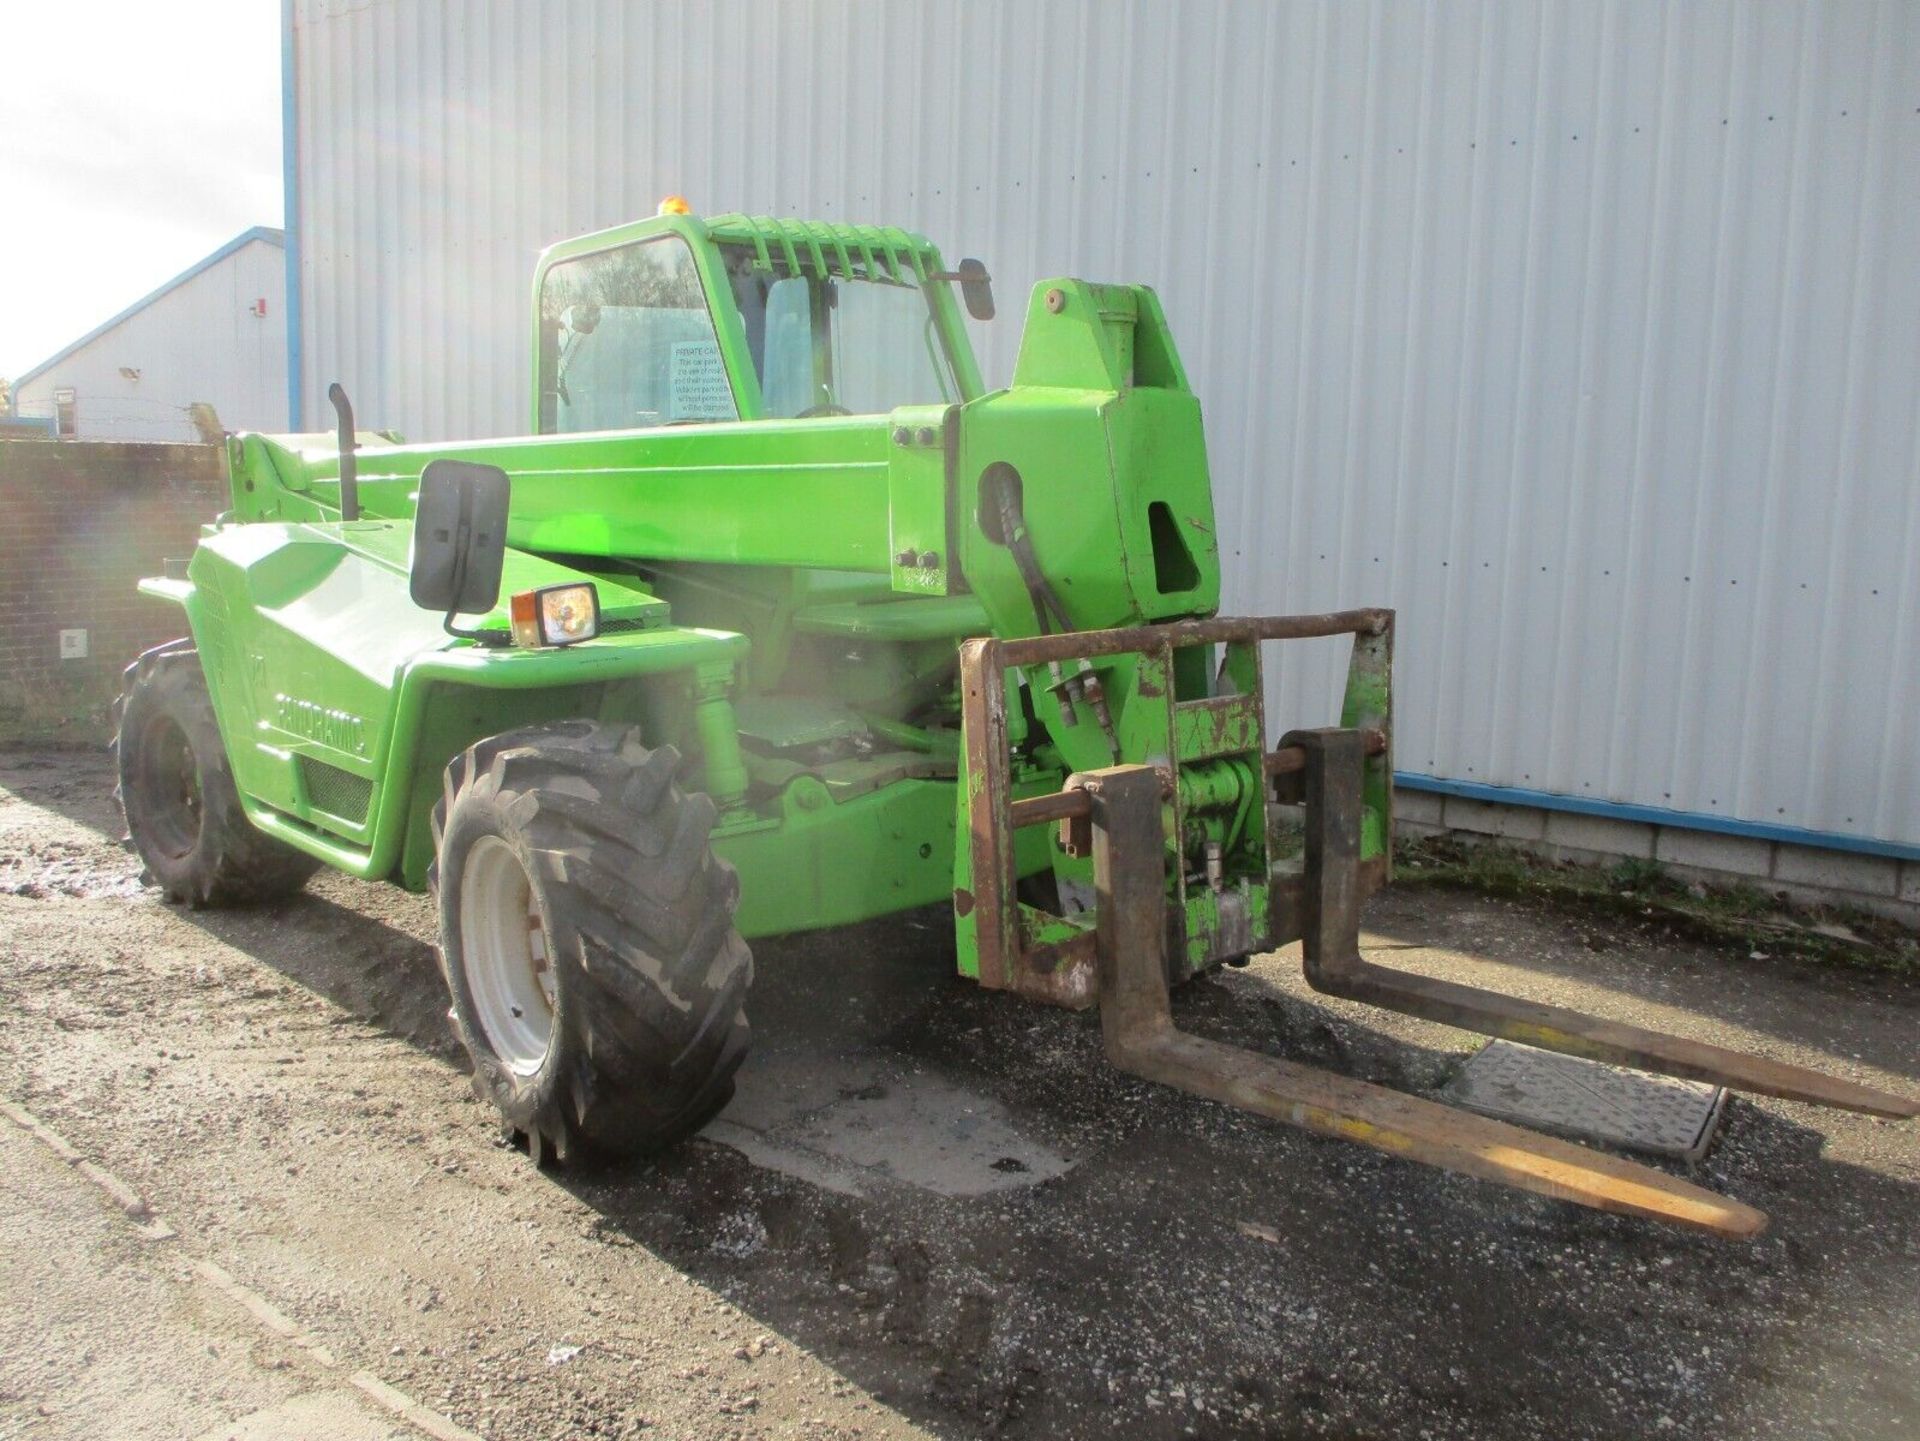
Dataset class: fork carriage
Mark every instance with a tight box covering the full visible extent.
[959,611,1914,1239]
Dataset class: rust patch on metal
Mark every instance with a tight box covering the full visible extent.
[952,887,975,917]
[1011,789,1089,829]
[1011,932,1098,1010]
[1266,726,1386,779]
[958,636,1019,989]
[997,610,1393,670]
[1268,856,1387,948]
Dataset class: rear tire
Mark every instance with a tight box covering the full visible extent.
[115,644,320,907]
[430,722,752,1165]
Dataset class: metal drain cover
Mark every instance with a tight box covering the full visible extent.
[1440,1040,1729,1161]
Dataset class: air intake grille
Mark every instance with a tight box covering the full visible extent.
[299,756,373,823]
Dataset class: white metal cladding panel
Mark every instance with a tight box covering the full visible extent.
[291,0,1920,849]
[15,240,288,442]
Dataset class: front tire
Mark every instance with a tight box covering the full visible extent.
[115,644,319,907]
[430,722,752,1165]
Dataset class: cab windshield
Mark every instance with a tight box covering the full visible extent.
[720,244,958,418]
[537,233,960,433]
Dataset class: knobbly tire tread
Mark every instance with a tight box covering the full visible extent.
[114,642,319,907]
[430,721,753,1167]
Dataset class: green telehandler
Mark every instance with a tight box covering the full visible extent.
[116,207,1913,1240]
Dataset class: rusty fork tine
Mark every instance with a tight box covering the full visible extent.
[1086,764,1769,1241]
[1119,1026,1767,1239]
[1306,965,1920,1119]
[1290,729,1920,1121]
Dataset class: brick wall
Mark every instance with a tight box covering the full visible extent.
[0,439,227,739]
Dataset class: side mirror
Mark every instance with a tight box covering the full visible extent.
[410,459,509,617]
[956,258,994,321]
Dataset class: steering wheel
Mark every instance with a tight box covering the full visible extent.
[796,402,852,418]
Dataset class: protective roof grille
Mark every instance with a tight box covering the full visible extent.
[703,214,940,284]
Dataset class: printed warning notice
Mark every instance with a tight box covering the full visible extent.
[669,340,732,421]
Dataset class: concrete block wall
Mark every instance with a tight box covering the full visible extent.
[1397,786,1920,928]
[0,439,225,735]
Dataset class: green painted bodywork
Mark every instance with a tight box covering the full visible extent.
[142,210,1390,971]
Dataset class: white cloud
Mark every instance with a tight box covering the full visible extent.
[0,0,283,378]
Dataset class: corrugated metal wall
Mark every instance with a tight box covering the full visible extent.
[289,0,1920,854]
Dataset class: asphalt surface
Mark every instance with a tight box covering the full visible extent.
[2,746,1917,1440]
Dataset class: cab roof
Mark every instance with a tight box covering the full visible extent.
[702,214,943,283]
[535,211,945,285]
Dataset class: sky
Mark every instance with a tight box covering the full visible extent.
[0,0,282,382]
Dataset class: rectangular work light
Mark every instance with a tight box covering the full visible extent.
[509,583,600,648]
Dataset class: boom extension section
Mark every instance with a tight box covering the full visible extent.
[960,614,1916,1240]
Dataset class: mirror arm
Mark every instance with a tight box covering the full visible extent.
[929,260,995,321]
[441,497,509,646]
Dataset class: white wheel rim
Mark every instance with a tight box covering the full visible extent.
[459,835,556,1076]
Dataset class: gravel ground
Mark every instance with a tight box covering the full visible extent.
[1,745,1917,1440]
[0,1117,413,1440]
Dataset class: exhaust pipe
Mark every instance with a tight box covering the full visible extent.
[327,382,360,522]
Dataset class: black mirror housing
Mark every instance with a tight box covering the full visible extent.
[957,258,994,321]
[410,459,510,616]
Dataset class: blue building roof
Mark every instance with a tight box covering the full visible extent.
[11,226,285,396]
